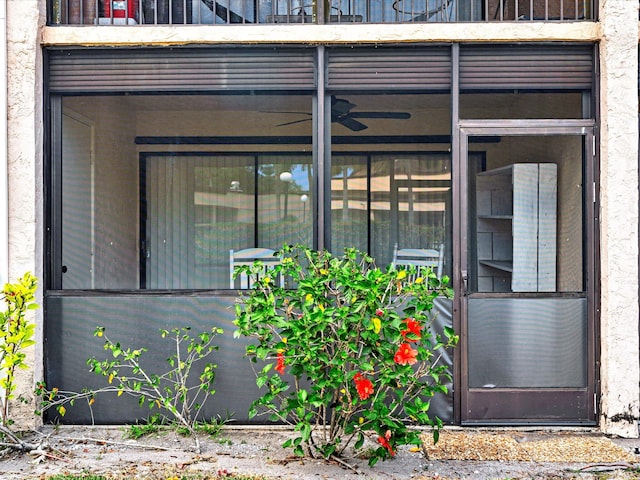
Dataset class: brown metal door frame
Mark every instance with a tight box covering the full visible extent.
[453,119,598,424]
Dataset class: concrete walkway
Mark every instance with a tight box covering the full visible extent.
[2,426,640,479]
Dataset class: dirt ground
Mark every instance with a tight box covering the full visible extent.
[2,426,640,479]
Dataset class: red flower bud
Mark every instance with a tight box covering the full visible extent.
[400,318,422,343]
[275,351,286,375]
[377,430,395,456]
[353,372,374,401]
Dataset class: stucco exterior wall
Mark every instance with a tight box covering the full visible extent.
[6,0,44,428]
[598,0,640,438]
[5,0,640,435]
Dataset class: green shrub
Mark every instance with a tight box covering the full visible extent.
[234,245,457,466]
[0,272,38,426]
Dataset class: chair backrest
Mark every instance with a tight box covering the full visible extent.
[230,248,283,289]
[392,243,444,280]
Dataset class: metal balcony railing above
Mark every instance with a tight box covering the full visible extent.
[51,0,595,25]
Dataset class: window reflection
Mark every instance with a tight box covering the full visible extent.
[331,153,451,273]
[143,155,312,289]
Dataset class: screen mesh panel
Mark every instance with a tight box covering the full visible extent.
[46,295,455,423]
[468,297,587,388]
[45,294,262,423]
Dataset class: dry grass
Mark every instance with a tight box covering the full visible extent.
[421,431,638,463]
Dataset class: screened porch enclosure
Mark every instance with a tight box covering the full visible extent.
[46,45,596,425]
[57,89,455,291]
[53,89,456,423]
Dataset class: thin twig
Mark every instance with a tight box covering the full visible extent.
[329,454,361,473]
[51,436,181,452]
[577,462,635,472]
[0,425,40,451]
[27,448,72,463]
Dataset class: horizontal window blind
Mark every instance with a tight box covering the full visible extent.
[48,48,316,93]
[459,44,594,91]
[49,45,593,93]
[327,46,452,91]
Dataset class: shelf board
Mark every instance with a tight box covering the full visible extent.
[476,164,514,177]
[478,214,513,220]
[479,260,513,273]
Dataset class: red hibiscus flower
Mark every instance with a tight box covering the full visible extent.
[394,343,418,365]
[377,429,395,456]
[275,351,285,375]
[353,372,374,401]
[400,317,422,342]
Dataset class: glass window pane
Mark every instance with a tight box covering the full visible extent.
[193,157,256,289]
[331,155,369,255]
[60,93,312,290]
[331,153,452,273]
[146,155,258,289]
[328,93,452,272]
[257,156,313,248]
[372,154,451,269]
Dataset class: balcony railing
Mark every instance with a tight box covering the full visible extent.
[51,0,595,25]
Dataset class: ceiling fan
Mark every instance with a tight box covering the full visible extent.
[273,96,412,132]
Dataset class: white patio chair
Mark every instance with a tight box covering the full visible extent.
[229,248,283,289]
[392,243,444,280]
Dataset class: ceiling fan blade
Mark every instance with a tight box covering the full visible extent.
[337,117,368,131]
[261,111,312,116]
[349,112,412,119]
[276,118,312,127]
[331,96,357,115]
[270,95,410,130]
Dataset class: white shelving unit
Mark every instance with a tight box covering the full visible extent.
[475,163,557,292]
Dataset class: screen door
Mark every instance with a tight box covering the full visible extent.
[458,121,597,424]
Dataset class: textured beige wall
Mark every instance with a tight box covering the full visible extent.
[6,0,44,428]
[6,0,640,436]
[598,0,640,438]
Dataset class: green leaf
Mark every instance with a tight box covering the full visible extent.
[300,423,311,442]
[359,361,374,371]
[297,389,308,403]
[256,346,270,360]
[443,325,455,340]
